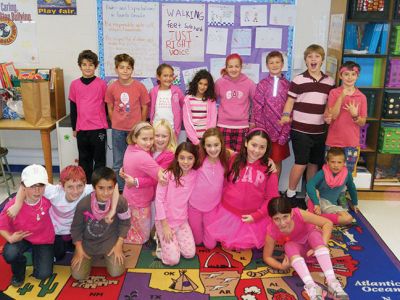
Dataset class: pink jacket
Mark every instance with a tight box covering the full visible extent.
[182,95,217,145]
[122,145,161,208]
[155,170,197,228]
[149,85,185,137]
[222,156,279,221]
[216,73,256,128]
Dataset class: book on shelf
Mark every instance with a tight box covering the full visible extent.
[379,23,389,54]
[368,23,383,54]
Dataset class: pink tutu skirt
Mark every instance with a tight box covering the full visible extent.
[205,204,270,250]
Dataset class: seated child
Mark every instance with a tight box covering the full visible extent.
[306,147,359,225]
[70,167,130,280]
[0,164,54,287]
[263,197,349,300]
[7,165,118,261]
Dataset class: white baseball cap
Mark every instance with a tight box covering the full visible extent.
[21,164,48,187]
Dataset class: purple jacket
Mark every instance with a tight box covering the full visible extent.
[253,74,291,145]
[149,85,184,137]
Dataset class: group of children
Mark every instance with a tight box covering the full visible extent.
[0,43,368,300]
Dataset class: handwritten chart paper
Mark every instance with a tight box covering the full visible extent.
[182,66,208,87]
[102,1,159,77]
[269,4,296,26]
[162,3,205,62]
[210,57,226,82]
[231,28,252,56]
[240,5,268,27]
[208,4,235,26]
[206,27,228,55]
[255,27,282,49]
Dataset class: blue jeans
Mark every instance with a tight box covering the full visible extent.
[3,240,54,281]
[112,129,129,191]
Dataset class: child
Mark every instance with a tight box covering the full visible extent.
[7,165,119,261]
[280,44,335,207]
[188,128,230,245]
[183,69,217,145]
[149,64,185,138]
[205,128,279,250]
[0,165,54,287]
[263,197,349,300]
[121,122,164,244]
[69,50,108,182]
[325,61,367,175]
[106,53,150,191]
[70,167,130,280]
[253,51,291,177]
[306,147,359,225]
[215,53,256,152]
[154,142,200,266]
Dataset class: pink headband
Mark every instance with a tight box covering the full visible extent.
[339,66,360,75]
[246,127,268,137]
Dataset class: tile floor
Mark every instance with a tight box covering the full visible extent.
[0,173,399,261]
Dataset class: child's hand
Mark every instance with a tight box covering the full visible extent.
[6,204,20,219]
[279,115,291,125]
[162,222,174,243]
[8,231,31,244]
[241,215,254,223]
[344,101,359,118]
[280,255,290,270]
[104,209,116,224]
[120,168,137,188]
[268,158,277,173]
[352,205,360,214]
[71,247,91,271]
[324,111,333,124]
[158,170,168,186]
[314,205,321,215]
[107,239,125,266]
[306,249,314,257]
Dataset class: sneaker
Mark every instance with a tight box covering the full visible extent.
[284,192,298,208]
[304,284,324,300]
[11,276,24,287]
[328,280,349,300]
[154,233,162,260]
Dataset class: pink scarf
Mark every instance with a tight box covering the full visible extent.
[90,192,111,221]
[322,164,348,188]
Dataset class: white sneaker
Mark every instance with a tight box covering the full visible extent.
[154,233,162,259]
[304,284,324,300]
[328,280,349,300]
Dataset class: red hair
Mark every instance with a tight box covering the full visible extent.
[220,53,243,76]
[60,165,87,186]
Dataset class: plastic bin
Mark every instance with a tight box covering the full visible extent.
[383,92,400,119]
[378,123,400,154]
[360,123,370,149]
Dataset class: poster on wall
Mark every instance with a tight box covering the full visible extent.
[161,3,205,62]
[0,1,38,65]
[101,1,159,78]
[37,0,77,15]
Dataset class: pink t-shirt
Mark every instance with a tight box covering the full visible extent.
[267,208,315,244]
[326,86,367,147]
[68,77,108,131]
[105,80,150,131]
[189,157,224,212]
[0,197,55,244]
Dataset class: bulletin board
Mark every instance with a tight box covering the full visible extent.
[96,0,296,91]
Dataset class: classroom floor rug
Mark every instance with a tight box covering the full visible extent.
[0,200,399,299]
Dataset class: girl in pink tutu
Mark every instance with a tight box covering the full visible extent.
[154,142,200,266]
[188,128,230,246]
[263,196,349,300]
[204,128,279,250]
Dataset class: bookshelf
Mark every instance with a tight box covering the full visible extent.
[327,0,400,194]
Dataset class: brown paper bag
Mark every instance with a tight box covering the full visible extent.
[21,80,52,126]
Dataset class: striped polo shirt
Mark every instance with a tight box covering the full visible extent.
[188,96,208,138]
[288,71,335,134]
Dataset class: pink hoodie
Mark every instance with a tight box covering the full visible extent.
[122,145,161,208]
[149,85,185,137]
[216,73,256,128]
[182,95,217,145]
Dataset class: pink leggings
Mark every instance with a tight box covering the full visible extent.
[155,221,196,266]
[125,205,151,245]
[188,205,218,246]
[284,229,325,259]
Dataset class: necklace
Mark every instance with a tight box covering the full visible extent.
[26,198,45,221]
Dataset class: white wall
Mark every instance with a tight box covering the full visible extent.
[0,0,331,166]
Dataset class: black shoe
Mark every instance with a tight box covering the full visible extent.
[10,276,24,287]
[285,193,307,210]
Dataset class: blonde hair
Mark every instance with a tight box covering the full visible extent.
[303,44,325,61]
[153,119,177,152]
[126,121,154,145]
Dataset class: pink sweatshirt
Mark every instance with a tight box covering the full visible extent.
[0,197,55,244]
[222,156,279,221]
[182,95,217,145]
[122,145,161,208]
[155,170,197,228]
[216,73,256,128]
[189,157,224,212]
[149,85,185,137]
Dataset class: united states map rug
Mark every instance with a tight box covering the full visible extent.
[0,211,399,300]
